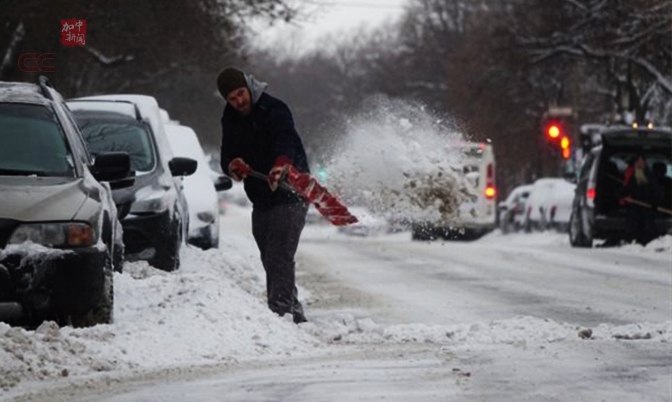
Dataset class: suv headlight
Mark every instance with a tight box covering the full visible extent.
[9,222,96,247]
[130,190,172,214]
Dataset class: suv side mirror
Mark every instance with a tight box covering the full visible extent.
[214,175,233,192]
[92,152,135,189]
[169,157,197,177]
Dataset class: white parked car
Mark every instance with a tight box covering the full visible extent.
[524,178,576,232]
[164,124,232,250]
[498,184,532,233]
[68,95,196,271]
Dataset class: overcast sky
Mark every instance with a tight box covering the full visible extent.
[250,0,409,56]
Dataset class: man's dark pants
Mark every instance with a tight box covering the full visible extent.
[252,202,308,320]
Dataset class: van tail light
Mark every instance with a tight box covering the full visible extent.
[485,163,496,200]
[586,187,596,208]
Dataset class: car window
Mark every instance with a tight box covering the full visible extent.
[0,103,74,177]
[505,191,519,204]
[78,121,156,172]
[602,151,671,181]
[59,103,92,164]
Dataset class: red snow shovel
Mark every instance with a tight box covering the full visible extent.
[248,168,359,226]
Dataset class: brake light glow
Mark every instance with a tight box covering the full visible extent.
[485,163,496,200]
[586,188,596,200]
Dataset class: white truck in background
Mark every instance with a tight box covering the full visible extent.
[411,142,497,240]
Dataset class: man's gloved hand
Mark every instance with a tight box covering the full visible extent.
[228,158,251,181]
[268,155,292,191]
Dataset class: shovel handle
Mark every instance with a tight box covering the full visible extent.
[247,170,294,192]
[623,197,672,216]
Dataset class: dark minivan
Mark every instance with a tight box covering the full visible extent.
[569,126,672,247]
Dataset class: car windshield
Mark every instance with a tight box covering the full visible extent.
[78,121,156,172]
[0,103,73,177]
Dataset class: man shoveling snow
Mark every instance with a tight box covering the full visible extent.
[217,68,357,324]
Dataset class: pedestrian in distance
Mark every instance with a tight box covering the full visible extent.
[217,67,309,324]
[620,154,660,245]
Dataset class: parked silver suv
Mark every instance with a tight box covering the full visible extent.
[0,77,132,327]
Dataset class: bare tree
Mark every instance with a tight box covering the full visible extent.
[520,0,672,122]
[1,0,296,148]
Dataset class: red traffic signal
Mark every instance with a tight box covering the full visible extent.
[547,124,561,139]
[544,121,564,141]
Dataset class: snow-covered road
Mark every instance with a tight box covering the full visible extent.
[2,204,670,401]
[299,227,671,327]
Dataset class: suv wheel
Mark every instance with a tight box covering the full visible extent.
[153,237,181,271]
[152,218,181,272]
[569,210,592,248]
[208,224,220,249]
[71,267,113,327]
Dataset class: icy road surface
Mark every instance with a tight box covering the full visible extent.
[2,204,671,402]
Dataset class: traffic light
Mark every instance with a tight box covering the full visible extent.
[547,124,561,140]
[542,107,575,167]
[560,136,571,160]
[543,120,572,160]
[545,121,563,142]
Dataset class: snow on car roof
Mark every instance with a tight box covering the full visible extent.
[67,99,139,119]
[0,81,50,105]
[532,177,567,186]
[528,178,575,203]
[77,94,174,161]
[165,125,207,167]
[504,184,533,202]
[159,108,170,123]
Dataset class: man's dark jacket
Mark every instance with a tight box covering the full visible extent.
[220,76,309,210]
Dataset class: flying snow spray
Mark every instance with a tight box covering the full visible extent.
[323,96,479,225]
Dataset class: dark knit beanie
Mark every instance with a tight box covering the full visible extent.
[217,68,247,99]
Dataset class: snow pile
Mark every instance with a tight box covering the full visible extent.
[483,231,672,255]
[0,321,93,391]
[324,97,478,223]
[593,321,672,341]
[2,204,669,397]
[0,243,322,394]
[301,313,672,346]
[617,235,672,254]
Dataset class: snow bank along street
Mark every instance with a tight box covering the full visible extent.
[1,204,670,401]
